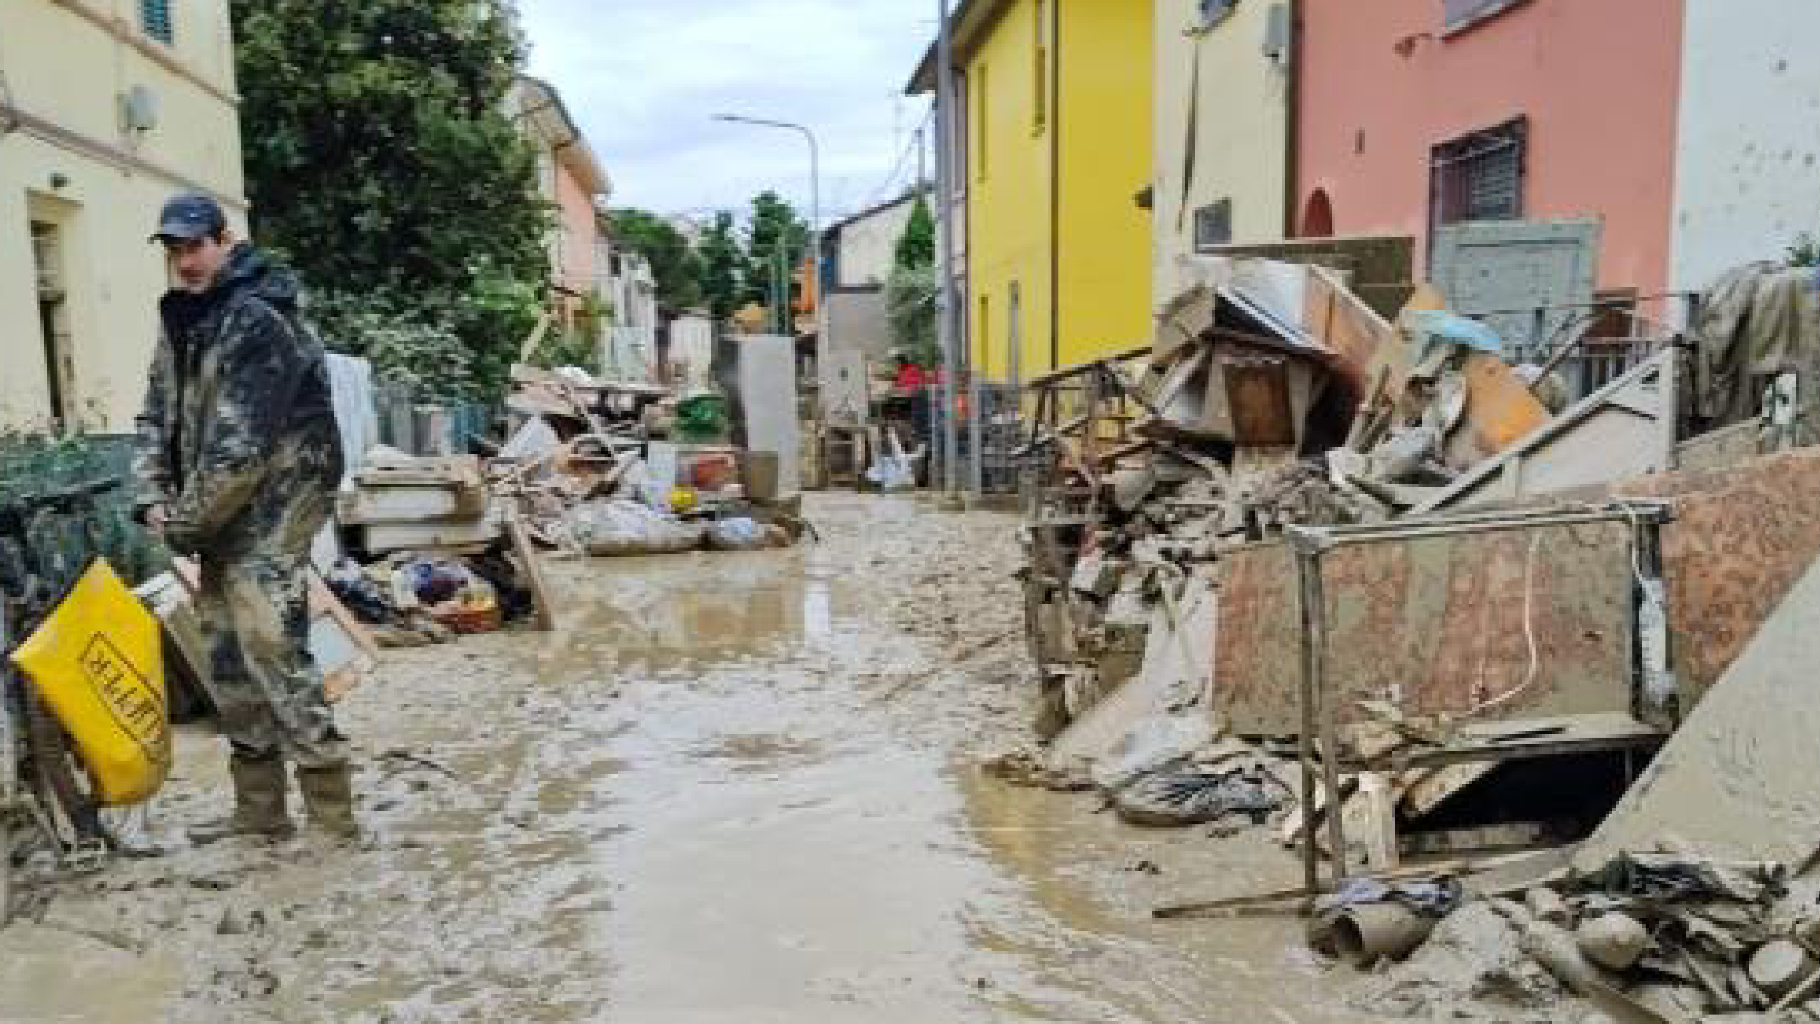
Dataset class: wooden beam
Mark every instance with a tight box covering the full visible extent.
[508,514,557,632]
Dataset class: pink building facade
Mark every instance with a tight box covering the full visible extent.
[511,76,612,328]
[1295,0,1685,299]
[553,156,604,303]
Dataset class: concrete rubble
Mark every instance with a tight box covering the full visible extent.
[1005,253,1820,1022]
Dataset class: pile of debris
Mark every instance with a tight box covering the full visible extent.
[1001,249,1820,1022]
[495,363,800,560]
[1351,852,1820,1022]
[318,445,551,646]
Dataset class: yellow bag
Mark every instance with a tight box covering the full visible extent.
[8,560,170,805]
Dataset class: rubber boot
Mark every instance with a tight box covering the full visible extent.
[296,762,361,841]
[188,751,295,844]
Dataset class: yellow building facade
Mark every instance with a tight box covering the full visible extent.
[0,0,248,432]
[914,0,1153,381]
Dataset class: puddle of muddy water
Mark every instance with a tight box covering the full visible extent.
[560,544,1386,1024]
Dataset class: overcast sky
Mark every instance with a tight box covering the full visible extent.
[518,0,937,226]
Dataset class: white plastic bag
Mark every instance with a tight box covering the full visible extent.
[706,518,769,551]
[566,500,703,557]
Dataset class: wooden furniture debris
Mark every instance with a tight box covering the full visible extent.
[345,452,502,554]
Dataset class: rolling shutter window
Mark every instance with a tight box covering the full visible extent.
[141,0,174,44]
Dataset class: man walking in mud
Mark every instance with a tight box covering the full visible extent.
[133,192,359,844]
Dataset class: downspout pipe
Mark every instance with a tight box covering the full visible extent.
[1283,0,1303,239]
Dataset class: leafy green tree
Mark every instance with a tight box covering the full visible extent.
[608,209,705,312]
[1791,233,1819,268]
[742,191,810,310]
[229,0,550,399]
[894,195,936,269]
[695,211,745,320]
[887,195,939,365]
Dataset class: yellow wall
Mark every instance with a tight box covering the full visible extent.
[1152,0,1290,308]
[962,0,1153,380]
[0,0,246,432]
[1054,1,1153,370]
[962,0,1053,384]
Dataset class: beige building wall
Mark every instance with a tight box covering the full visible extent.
[1152,0,1291,309]
[0,0,248,432]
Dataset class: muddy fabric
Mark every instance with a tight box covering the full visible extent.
[1111,765,1279,827]
[1570,852,1786,907]
[195,550,346,768]
[1315,878,1464,919]
[133,243,342,559]
[1687,262,1820,433]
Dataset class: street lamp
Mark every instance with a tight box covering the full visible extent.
[711,114,824,376]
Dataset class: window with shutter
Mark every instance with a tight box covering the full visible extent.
[1429,117,1526,236]
[1197,0,1239,30]
[140,0,173,44]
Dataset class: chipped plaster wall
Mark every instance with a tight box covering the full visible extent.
[1670,0,1820,294]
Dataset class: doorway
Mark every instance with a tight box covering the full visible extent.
[29,219,74,429]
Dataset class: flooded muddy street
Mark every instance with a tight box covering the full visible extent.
[2,495,1402,1023]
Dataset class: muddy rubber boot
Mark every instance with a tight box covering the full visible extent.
[296,763,361,842]
[188,752,295,845]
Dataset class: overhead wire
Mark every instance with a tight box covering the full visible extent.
[853,103,935,215]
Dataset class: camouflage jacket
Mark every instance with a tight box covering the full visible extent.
[133,244,342,556]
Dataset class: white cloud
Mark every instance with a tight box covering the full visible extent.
[518,0,937,224]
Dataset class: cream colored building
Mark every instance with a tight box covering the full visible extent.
[0,0,249,432]
[1153,0,1293,308]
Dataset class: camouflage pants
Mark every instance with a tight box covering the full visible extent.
[196,553,347,768]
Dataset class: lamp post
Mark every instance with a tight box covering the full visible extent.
[711,114,824,374]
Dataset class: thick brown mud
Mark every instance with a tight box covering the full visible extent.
[0,495,1411,1023]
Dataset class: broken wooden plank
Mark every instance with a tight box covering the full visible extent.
[1357,773,1401,871]
[1401,762,1497,819]
[1154,858,1474,920]
[1402,822,1552,857]
[507,514,556,633]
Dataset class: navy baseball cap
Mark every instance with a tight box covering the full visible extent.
[150,192,227,243]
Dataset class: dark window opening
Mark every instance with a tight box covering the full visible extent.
[1429,116,1526,237]
[1193,198,1233,250]
[1301,189,1334,238]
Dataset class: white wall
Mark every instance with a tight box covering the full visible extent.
[1670,0,1820,294]
[1153,0,1291,309]
[667,314,714,387]
[835,195,920,289]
